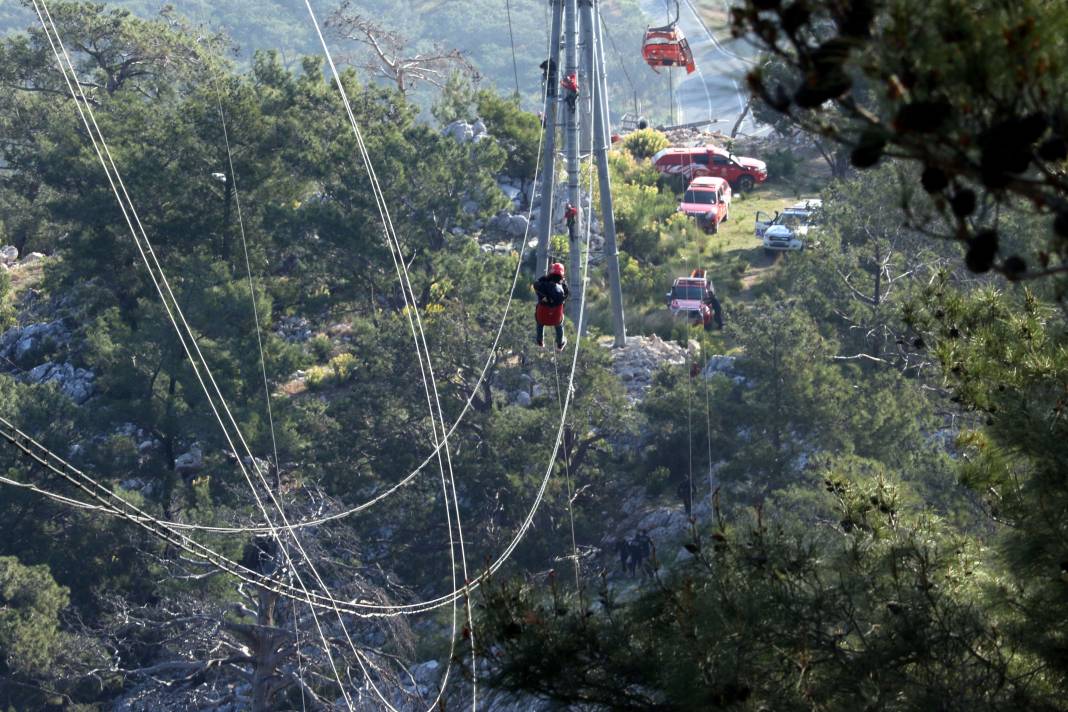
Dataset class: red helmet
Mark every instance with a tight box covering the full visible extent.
[549,262,565,277]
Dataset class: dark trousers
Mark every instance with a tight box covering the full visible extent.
[536,323,564,346]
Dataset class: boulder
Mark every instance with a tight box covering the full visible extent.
[28,361,54,382]
[2,320,68,367]
[0,246,17,263]
[604,334,691,402]
[497,182,523,205]
[514,390,532,408]
[242,455,272,477]
[443,120,475,143]
[24,360,95,403]
[20,252,44,264]
[501,214,529,237]
[175,445,204,475]
[275,316,313,343]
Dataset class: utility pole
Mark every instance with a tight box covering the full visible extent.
[535,0,564,277]
[589,0,627,346]
[563,0,582,324]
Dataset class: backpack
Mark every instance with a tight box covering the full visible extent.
[537,279,566,307]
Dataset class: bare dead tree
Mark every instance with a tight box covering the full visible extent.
[326,2,478,95]
[101,509,424,712]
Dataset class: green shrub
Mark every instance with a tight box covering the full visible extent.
[305,364,332,390]
[614,183,677,263]
[329,352,357,383]
[763,148,800,183]
[308,334,332,362]
[621,128,670,160]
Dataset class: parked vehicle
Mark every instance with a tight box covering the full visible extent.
[678,176,731,234]
[651,145,768,191]
[755,199,822,255]
[666,269,722,330]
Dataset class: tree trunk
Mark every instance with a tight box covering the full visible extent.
[251,588,279,712]
[870,242,882,359]
[222,174,234,268]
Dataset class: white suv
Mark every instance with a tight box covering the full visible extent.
[755,199,822,254]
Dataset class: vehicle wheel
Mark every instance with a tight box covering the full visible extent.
[738,175,755,192]
[710,220,718,235]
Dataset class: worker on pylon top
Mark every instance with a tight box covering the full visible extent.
[533,262,570,351]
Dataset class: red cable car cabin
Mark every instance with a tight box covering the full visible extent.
[641,24,696,74]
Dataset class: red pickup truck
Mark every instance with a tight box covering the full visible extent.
[652,145,768,191]
[678,176,731,234]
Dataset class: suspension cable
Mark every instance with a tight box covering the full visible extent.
[30,4,367,707]
[505,0,521,100]
[14,0,593,635]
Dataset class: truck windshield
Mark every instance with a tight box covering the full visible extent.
[683,190,716,205]
[672,286,705,300]
[776,213,807,228]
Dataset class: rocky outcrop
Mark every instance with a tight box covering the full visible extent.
[0,320,68,366]
[486,212,529,238]
[0,245,17,264]
[174,444,204,476]
[443,119,490,144]
[25,361,95,403]
[605,334,696,402]
[0,320,97,403]
[274,316,313,343]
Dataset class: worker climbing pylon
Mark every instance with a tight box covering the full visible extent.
[533,262,570,351]
[560,72,579,112]
[563,203,579,230]
[540,58,558,95]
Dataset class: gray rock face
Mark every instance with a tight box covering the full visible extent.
[21,251,45,264]
[497,180,523,208]
[487,212,529,238]
[175,445,204,475]
[0,246,17,263]
[0,320,68,367]
[275,316,312,343]
[24,361,95,403]
[605,335,695,402]
[514,390,532,408]
[443,119,489,144]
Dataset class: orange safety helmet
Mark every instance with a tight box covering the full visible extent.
[549,262,566,277]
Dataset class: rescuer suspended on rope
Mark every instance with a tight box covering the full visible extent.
[533,262,570,351]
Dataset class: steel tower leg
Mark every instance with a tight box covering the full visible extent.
[535,0,565,277]
[564,0,582,325]
[588,0,627,346]
[579,1,595,156]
